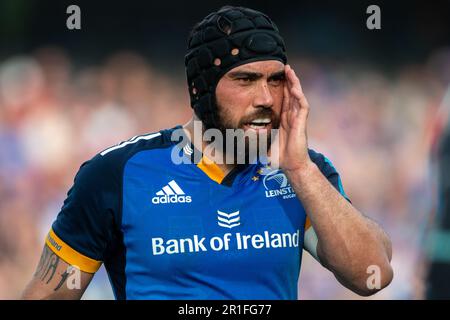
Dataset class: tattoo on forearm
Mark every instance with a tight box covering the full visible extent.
[54,270,70,291]
[34,246,49,277]
[34,245,60,284]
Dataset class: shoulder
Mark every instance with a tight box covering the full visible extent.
[50,126,182,262]
[97,126,178,166]
[78,126,180,182]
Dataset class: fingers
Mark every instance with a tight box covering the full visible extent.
[285,65,303,98]
[281,84,291,113]
[285,64,310,112]
[282,80,290,113]
[280,83,289,128]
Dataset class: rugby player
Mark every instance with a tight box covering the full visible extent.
[426,93,450,299]
[22,6,393,299]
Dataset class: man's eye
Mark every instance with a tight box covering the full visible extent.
[237,77,252,83]
[269,77,285,86]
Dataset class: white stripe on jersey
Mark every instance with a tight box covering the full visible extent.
[100,132,161,156]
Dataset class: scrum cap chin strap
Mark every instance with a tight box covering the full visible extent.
[185,6,287,129]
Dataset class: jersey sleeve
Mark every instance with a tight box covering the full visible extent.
[303,149,351,260]
[46,154,121,273]
[308,149,350,204]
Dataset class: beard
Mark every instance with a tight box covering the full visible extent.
[209,99,281,165]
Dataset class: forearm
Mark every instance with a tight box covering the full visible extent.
[286,161,393,294]
[21,245,92,300]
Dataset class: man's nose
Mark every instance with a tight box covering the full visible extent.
[253,82,274,109]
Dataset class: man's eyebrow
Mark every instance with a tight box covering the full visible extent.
[227,70,286,80]
[268,70,286,79]
[228,71,263,79]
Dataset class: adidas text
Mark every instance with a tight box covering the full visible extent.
[152,195,192,204]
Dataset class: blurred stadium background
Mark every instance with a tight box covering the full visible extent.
[1,0,450,299]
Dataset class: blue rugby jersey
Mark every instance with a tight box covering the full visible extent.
[46,125,349,299]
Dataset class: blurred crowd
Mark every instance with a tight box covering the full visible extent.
[0,46,449,299]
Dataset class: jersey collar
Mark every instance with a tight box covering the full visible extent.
[172,125,249,187]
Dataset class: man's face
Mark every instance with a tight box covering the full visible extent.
[213,60,285,162]
[215,60,285,133]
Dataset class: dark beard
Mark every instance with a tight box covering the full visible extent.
[209,99,280,165]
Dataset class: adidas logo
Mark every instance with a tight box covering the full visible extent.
[152,180,192,204]
[217,210,241,229]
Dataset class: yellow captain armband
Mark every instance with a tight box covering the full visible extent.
[45,229,102,274]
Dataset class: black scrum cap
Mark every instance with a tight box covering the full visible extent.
[185,6,287,129]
